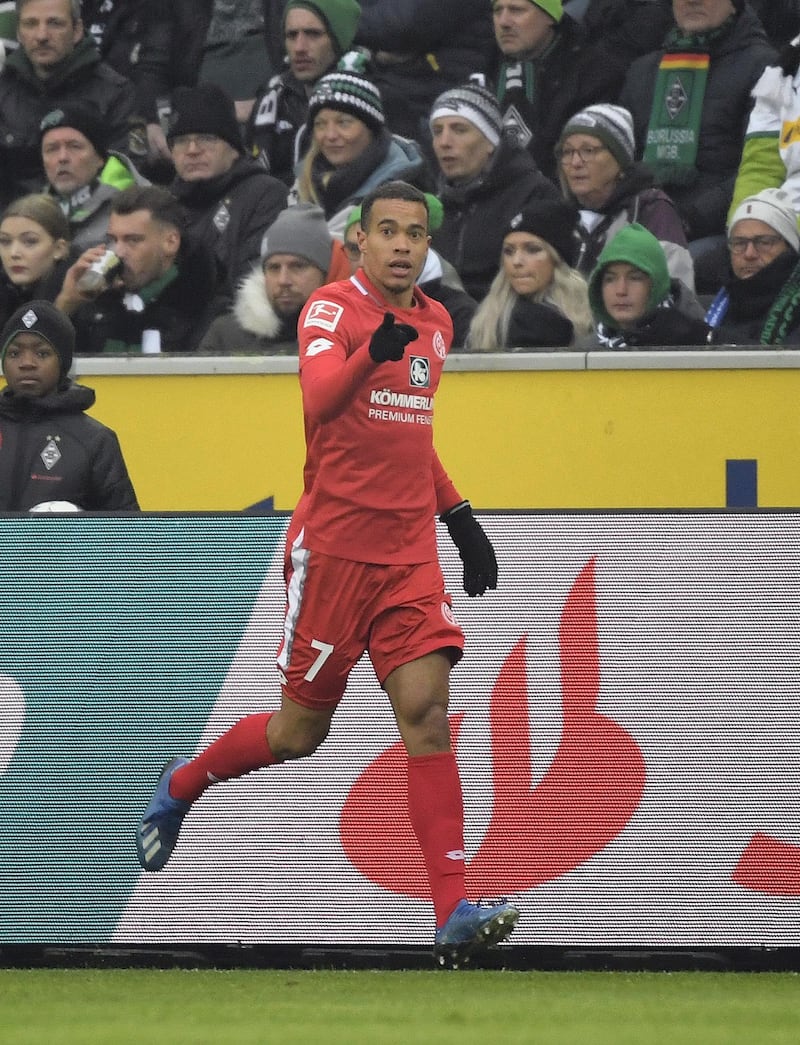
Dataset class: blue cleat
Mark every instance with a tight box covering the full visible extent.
[434,899,520,968]
[135,757,192,871]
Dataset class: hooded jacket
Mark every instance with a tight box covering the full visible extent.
[566,163,694,290]
[0,36,137,205]
[587,222,710,348]
[432,136,558,303]
[0,380,139,510]
[619,6,775,239]
[198,266,300,355]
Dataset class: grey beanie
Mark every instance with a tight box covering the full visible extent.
[260,204,333,273]
[558,104,635,170]
[429,84,503,148]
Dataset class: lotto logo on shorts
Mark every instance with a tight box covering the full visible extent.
[304,300,344,332]
[409,356,430,388]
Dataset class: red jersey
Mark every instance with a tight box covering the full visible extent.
[296,270,461,565]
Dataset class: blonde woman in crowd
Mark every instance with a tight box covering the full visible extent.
[466,199,592,351]
[0,193,72,328]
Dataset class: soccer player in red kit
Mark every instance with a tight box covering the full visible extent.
[135,180,519,967]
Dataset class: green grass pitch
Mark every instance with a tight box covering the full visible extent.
[1,969,799,1044]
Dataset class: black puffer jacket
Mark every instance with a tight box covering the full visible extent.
[432,137,559,302]
[0,381,139,510]
[619,7,775,240]
[171,157,288,299]
[0,37,137,204]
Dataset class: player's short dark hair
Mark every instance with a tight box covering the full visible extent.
[110,185,185,233]
[360,181,429,232]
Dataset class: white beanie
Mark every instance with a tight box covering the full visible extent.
[728,188,800,251]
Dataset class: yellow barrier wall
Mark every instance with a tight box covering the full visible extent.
[74,357,800,510]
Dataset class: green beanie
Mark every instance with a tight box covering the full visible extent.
[344,193,444,237]
[522,0,563,21]
[284,0,361,57]
[588,223,671,327]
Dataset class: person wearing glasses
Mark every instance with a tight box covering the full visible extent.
[556,104,694,291]
[167,83,288,305]
[705,187,800,346]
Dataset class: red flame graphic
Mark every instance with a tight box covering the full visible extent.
[340,558,647,897]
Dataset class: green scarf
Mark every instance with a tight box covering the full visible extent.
[760,257,800,345]
[642,19,732,187]
[102,265,179,353]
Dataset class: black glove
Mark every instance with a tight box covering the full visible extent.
[368,311,418,363]
[441,500,498,597]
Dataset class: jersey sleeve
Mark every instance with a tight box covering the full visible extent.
[298,291,377,423]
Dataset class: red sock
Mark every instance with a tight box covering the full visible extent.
[169,712,278,803]
[407,751,467,927]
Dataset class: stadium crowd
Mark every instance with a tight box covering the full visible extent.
[0,0,799,354]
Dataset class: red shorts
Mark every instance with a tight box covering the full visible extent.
[276,528,464,711]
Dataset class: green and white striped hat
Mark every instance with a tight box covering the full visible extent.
[307,72,385,136]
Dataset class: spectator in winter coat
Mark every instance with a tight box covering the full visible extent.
[706,187,800,345]
[556,103,694,289]
[618,0,775,270]
[56,184,220,353]
[585,222,711,349]
[0,298,139,510]
[291,71,428,238]
[489,0,667,184]
[166,84,288,304]
[199,203,346,354]
[40,101,150,253]
[247,0,362,186]
[429,83,558,303]
[0,193,72,329]
[0,0,137,205]
[466,198,593,350]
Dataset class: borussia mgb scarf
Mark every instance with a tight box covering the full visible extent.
[642,20,734,187]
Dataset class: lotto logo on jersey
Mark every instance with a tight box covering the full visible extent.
[409,356,430,388]
[304,300,344,332]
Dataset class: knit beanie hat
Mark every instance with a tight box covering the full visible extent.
[558,104,635,170]
[40,102,109,158]
[526,0,563,20]
[505,198,581,267]
[261,204,333,273]
[728,187,800,251]
[167,84,244,154]
[429,83,503,148]
[283,0,361,56]
[306,72,385,136]
[1,300,75,378]
[588,223,671,326]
